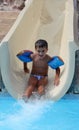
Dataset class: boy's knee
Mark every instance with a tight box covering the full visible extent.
[38,86,44,95]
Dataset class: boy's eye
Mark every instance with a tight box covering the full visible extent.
[38,50,40,53]
[42,50,45,52]
[37,49,45,53]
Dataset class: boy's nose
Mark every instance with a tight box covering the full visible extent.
[39,52,42,55]
[39,52,43,55]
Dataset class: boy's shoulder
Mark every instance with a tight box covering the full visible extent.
[46,54,51,57]
[46,54,52,61]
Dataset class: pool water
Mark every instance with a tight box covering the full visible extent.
[0,93,79,130]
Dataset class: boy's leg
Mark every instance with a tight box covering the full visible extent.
[23,76,38,98]
[37,76,48,95]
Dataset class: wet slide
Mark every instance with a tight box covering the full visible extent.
[0,0,78,100]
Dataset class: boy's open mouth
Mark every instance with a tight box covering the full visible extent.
[39,55,43,57]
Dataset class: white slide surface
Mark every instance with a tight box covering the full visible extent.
[0,0,78,100]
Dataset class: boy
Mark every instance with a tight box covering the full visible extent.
[22,39,60,100]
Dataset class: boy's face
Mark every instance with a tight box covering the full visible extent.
[35,47,48,59]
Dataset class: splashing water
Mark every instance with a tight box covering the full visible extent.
[0,92,79,130]
[0,92,54,130]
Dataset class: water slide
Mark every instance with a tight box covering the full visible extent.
[0,0,78,100]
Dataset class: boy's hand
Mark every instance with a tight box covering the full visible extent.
[24,68,29,73]
[54,76,60,86]
[54,67,60,86]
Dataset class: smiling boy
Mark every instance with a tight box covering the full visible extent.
[23,39,60,100]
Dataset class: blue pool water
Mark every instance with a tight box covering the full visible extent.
[0,93,79,130]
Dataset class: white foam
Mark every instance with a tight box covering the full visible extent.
[0,99,54,130]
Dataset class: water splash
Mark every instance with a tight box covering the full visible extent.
[0,96,54,130]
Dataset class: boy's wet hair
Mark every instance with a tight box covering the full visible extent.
[35,39,48,49]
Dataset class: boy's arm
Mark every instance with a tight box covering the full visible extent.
[54,67,60,86]
[23,62,29,73]
[23,51,34,73]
